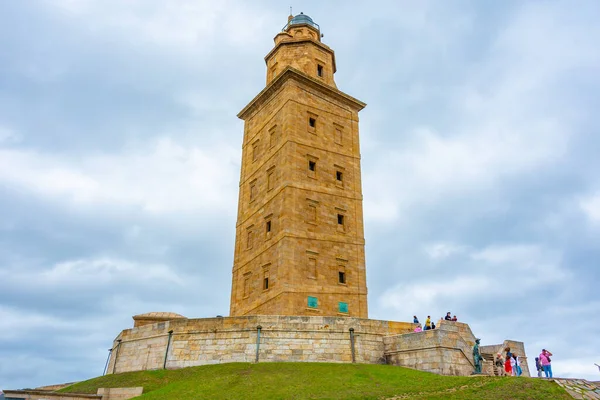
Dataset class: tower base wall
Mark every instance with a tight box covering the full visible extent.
[106,315,528,377]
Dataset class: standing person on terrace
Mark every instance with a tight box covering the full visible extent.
[505,354,513,376]
[445,312,452,321]
[413,315,419,324]
[513,354,522,376]
[424,316,431,330]
[540,349,553,378]
[535,357,543,377]
[495,353,505,376]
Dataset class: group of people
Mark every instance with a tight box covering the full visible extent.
[413,312,458,332]
[494,347,523,376]
[493,347,553,378]
[444,312,458,322]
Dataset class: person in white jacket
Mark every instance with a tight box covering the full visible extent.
[512,354,522,376]
[509,355,516,376]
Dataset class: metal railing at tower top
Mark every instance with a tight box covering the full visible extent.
[283,14,320,32]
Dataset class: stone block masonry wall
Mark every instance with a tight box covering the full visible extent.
[105,316,527,378]
[2,388,142,400]
[96,388,143,400]
[384,321,478,376]
[107,315,413,374]
[3,391,102,400]
[480,340,531,377]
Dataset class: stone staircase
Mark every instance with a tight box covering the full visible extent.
[552,379,600,399]
[480,351,498,376]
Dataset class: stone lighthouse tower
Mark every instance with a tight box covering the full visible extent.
[230,13,368,318]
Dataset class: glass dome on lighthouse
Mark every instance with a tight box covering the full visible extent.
[284,12,320,31]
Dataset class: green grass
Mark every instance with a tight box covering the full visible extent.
[60,362,571,399]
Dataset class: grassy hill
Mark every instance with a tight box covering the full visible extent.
[60,362,571,399]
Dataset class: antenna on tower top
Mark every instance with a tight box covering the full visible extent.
[290,6,292,16]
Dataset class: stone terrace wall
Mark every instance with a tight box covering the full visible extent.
[3,391,101,400]
[383,320,478,376]
[107,315,414,374]
[3,388,142,400]
[480,340,531,377]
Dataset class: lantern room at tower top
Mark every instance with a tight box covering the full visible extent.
[266,12,337,88]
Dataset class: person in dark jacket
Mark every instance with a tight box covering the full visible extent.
[535,357,543,377]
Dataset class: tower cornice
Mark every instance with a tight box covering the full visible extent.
[238,66,366,120]
[264,34,337,74]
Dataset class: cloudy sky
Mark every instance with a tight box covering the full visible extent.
[1,0,599,389]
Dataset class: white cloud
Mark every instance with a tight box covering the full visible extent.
[0,257,185,289]
[0,306,76,340]
[580,193,600,224]
[379,242,570,314]
[471,244,570,287]
[43,257,184,286]
[379,275,491,313]
[44,0,275,49]
[364,2,600,224]
[423,242,467,260]
[0,126,18,144]
[0,137,239,215]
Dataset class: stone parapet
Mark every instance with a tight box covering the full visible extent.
[107,315,413,373]
[104,315,525,378]
[2,388,142,400]
[383,321,478,376]
[480,339,531,377]
[2,391,101,400]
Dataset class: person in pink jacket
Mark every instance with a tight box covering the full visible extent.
[539,349,553,378]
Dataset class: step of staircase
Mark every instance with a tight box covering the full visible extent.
[552,378,600,399]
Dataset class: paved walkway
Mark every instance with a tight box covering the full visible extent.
[553,378,600,399]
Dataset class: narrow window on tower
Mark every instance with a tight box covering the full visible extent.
[334,124,343,146]
[252,140,260,162]
[338,301,349,313]
[307,156,317,179]
[267,167,275,191]
[339,271,346,284]
[265,214,273,240]
[309,205,317,222]
[307,254,317,279]
[306,199,318,224]
[307,113,318,134]
[333,164,345,188]
[246,227,254,249]
[317,64,323,77]
[249,180,257,203]
[262,264,270,291]
[337,212,346,233]
[243,272,252,298]
[307,296,318,309]
[269,125,277,148]
[270,61,278,80]
[334,165,344,188]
